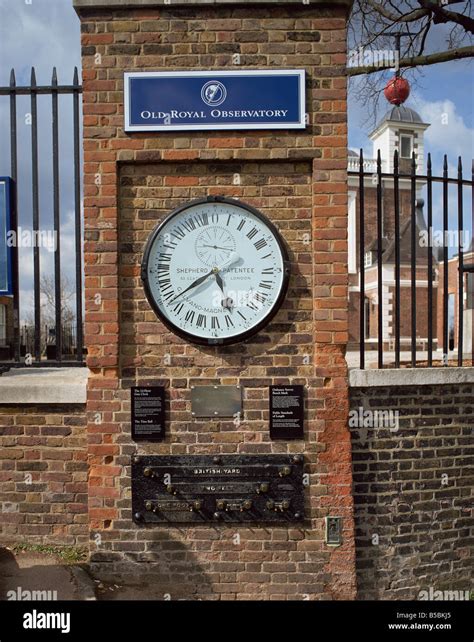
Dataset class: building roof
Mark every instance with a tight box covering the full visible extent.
[377,105,424,128]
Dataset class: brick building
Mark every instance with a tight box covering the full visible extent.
[437,240,474,355]
[347,104,438,352]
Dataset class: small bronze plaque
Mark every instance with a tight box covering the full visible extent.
[191,385,242,418]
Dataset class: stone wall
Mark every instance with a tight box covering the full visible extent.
[0,404,88,546]
[350,381,473,600]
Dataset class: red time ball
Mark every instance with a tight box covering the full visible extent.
[384,76,410,106]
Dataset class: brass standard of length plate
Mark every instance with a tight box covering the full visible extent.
[191,385,242,418]
[132,454,305,524]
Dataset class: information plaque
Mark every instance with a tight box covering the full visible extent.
[131,386,165,442]
[269,385,304,440]
[132,454,305,524]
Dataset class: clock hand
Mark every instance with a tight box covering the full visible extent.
[215,253,240,310]
[202,244,234,251]
[171,253,240,304]
[215,272,233,311]
[215,271,225,294]
[170,269,214,303]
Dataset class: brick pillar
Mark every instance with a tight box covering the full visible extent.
[74,0,356,600]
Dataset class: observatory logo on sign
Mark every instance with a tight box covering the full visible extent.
[201,80,227,106]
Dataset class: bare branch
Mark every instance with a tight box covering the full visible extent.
[347,44,474,76]
[366,0,428,23]
[416,16,432,57]
[417,0,474,34]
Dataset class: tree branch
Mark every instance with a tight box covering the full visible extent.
[366,0,428,23]
[417,0,474,34]
[347,44,474,76]
[417,17,432,58]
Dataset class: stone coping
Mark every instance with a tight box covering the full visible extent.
[73,0,353,9]
[349,366,474,388]
[0,367,88,404]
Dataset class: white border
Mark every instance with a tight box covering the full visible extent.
[123,69,306,132]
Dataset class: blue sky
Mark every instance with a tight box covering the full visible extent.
[348,61,474,172]
[0,0,472,318]
[0,0,471,164]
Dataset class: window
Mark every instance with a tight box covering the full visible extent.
[400,134,413,159]
[364,251,372,268]
[0,304,5,346]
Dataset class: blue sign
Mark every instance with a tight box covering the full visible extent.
[0,178,13,296]
[124,70,306,132]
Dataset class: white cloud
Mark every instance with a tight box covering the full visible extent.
[0,0,80,85]
[411,94,474,170]
[17,210,80,323]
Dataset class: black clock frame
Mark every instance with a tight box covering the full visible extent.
[141,195,291,346]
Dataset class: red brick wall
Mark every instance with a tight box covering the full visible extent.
[77,3,356,599]
[351,184,412,267]
[0,404,87,546]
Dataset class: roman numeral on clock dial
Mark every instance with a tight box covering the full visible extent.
[185,310,195,324]
[254,238,267,251]
[197,314,206,328]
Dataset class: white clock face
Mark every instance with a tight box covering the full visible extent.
[142,197,289,345]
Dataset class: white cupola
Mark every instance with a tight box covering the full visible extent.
[369,104,430,173]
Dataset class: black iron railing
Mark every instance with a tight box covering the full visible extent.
[0,68,84,367]
[349,150,473,370]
